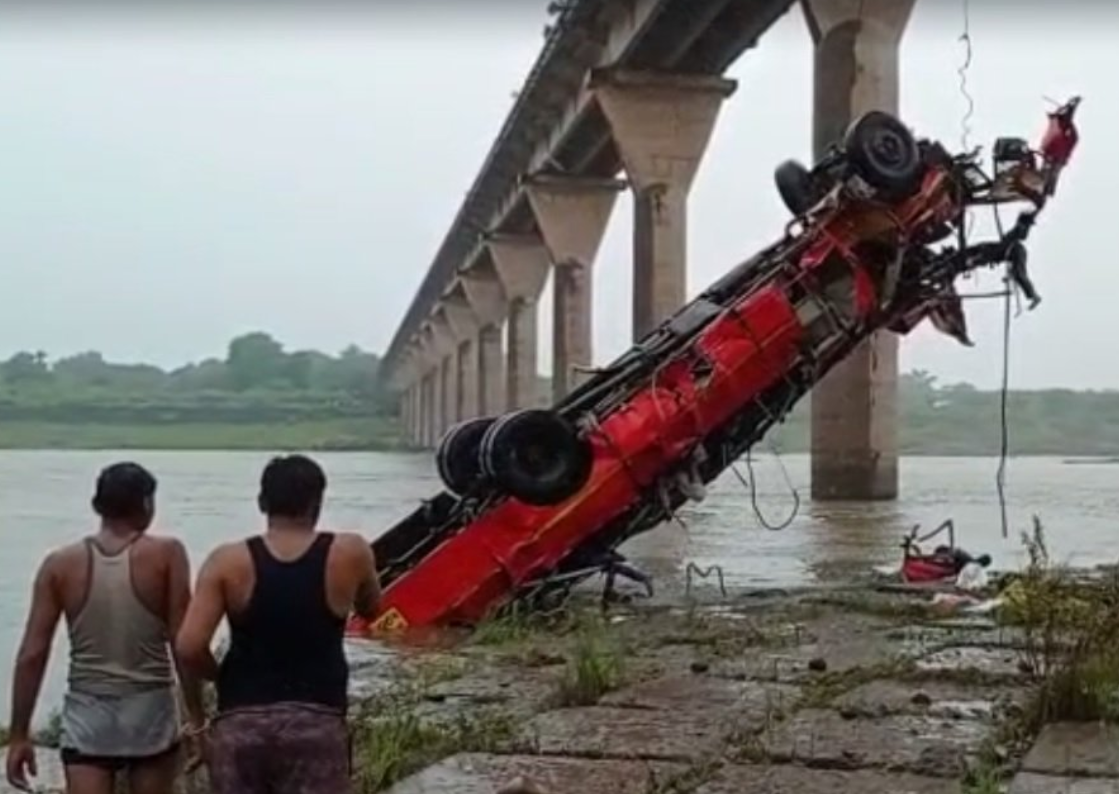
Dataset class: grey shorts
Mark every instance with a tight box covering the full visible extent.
[208,703,351,794]
[59,686,179,760]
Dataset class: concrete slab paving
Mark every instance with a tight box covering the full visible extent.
[1021,723,1119,778]
[831,679,1025,721]
[914,646,1025,680]
[599,674,800,720]
[381,752,682,794]
[1010,772,1119,793]
[760,708,988,777]
[512,704,735,762]
[696,764,963,793]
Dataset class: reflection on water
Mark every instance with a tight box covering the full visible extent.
[1,449,1117,718]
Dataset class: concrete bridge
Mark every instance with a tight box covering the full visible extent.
[379,0,916,501]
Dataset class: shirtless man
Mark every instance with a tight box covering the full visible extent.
[5,462,205,794]
[176,454,380,794]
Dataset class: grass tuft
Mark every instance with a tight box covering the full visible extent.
[554,616,626,707]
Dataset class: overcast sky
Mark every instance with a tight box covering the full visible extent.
[0,1,1114,389]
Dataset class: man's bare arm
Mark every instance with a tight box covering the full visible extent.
[174,551,226,681]
[164,539,206,728]
[349,537,381,620]
[7,556,62,742]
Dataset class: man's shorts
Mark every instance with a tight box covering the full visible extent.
[58,686,181,770]
[208,703,351,794]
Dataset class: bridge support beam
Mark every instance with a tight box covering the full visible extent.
[525,175,624,401]
[460,263,508,416]
[591,69,737,340]
[804,0,916,501]
[486,234,551,410]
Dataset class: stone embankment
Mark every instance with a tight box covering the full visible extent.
[4,585,1116,793]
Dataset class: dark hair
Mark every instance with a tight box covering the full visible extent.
[258,454,327,520]
[92,462,157,521]
[976,554,993,568]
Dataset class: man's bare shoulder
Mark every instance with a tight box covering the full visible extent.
[138,534,190,563]
[332,532,375,562]
[202,539,250,572]
[42,541,86,575]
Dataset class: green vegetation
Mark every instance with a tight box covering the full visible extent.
[0,332,406,451]
[1004,519,1119,725]
[349,673,515,792]
[4,334,1119,455]
[765,369,1119,456]
[961,519,1119,789]
[554,616,627,707]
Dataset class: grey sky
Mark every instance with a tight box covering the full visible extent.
[0,2,1113,390]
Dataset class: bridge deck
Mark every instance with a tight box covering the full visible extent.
[382,0,796,380]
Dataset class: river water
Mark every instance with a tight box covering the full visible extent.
[1,450,1115,721]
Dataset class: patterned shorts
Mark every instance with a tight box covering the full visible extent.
[208,703,351,794]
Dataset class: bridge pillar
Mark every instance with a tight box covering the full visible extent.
[459,263,508,416]
[438,355,454,437]
[476,325,503,415]
[398,388,410,443]
[419,370,436,448]
[486,234,551,410]
[422,316,457,445]
[803,0,915,501]
[591,69,737,340]
[525,175,625,401]
[437,295,480,423]
[408,380,422,445]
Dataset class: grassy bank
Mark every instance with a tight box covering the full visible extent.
[0,418,409,451]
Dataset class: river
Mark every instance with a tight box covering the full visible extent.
[1,450,1115,722]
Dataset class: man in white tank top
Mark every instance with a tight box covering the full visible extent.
[5,463,206,793]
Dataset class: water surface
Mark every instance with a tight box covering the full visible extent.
[1,450,1114,720]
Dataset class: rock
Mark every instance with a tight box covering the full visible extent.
[695,764,963,793]
[911,692,932,707]
[497,776,546,794]
[1021,723,1119,778]
[808,657,828,672]
[523,650,566,668]
[690,661,710,675]
[1010,771,1119,793]
[761,709,987,777]
[379,753,681,794]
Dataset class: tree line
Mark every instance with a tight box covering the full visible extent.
[3,337,1119,455]
[0,332,392,426]
[765,369,1119,457]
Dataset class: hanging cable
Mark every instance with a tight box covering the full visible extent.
[992,207,1012,539]
[728,438,800,532]
[957,0,975,152]
[952,0,1011,537]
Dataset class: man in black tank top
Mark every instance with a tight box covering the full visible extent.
[176,455,380,794]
